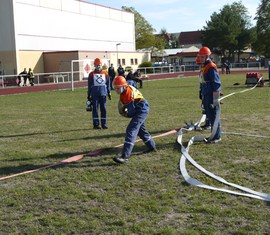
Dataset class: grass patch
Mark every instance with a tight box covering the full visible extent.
[0,73,269,234]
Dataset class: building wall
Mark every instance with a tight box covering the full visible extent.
[18,51,44,73]
[43,51,79,73]
[14,0,135,52]
[43,50,149,75]
[0,0,17,74]
[0,0,138,75]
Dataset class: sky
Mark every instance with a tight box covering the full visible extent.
[86,0,261,33]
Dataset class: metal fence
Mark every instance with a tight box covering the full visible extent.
[0,62,264,89]
[0,71,82,88]
[138,62,263,75]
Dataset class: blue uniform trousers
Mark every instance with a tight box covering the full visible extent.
[122,111,155,157]
[201,83,211,126]
[92,96,107,127]
[204,93,221,139]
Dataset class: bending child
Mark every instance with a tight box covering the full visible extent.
[112,76,156,164]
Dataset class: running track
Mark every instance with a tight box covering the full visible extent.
[0,69,267,96]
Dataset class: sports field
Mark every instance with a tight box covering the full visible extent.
[0,73,269,234]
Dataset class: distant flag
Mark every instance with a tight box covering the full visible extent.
[83,59,91,77]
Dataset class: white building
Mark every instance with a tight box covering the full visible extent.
[0,0,150,75]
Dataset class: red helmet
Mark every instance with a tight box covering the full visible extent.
[94,58,102,65]
[113,76,127,87]
[198,47,211,56]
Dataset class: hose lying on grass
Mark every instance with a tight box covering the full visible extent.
[177,77,270,202]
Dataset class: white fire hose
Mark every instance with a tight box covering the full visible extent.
[177,77,270,201]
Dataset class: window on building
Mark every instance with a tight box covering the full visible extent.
[135,59,138,65]
[117,59,121,66]
[131,59,134,65]
[122,59,125,66]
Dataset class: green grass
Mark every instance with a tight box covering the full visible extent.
[0,73,269,234]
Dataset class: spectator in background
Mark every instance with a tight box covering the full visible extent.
[28,68,34,86]
[117,64,125,77]
[18,68,27,86]
[108,63,116,90]
[221,62,225,74]
[134,69,143,88]
[224,60,230,74]
[125,69,137,88]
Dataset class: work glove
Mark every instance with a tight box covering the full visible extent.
[213,92,220,107]
[108,93,111,100]
[118,100,128,118]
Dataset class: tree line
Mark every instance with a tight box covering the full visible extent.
[122,0,270,61]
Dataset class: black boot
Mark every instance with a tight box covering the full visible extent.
[113,155,129,164]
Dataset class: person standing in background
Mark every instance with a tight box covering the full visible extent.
[28,68,34,86]
[117,64,125,77]
[18,68,27,86]
[87,58,111,129]
[125,69,137,88]
[108,63,116,90]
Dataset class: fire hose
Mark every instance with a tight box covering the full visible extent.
[1,77,269,202]
[177,77,270,201]
[0,129,178,181]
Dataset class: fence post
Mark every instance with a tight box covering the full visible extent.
[0,75,3,88]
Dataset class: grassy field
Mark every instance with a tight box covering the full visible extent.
[0,73,269,234]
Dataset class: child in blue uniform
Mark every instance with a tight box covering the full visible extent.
[112,76,156,163]
[198,47,222,143]
[196,55,211,129]
[88,58,111,129]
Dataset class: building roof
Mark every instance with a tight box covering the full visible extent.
[163,46,200,56]
[179,31,203,45]
[163,48,183,56]
[176,46,200,57]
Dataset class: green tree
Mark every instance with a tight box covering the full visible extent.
[202,1,253,61]
[159,28,171,49]
[253,0,270,58]
[158,28,179,49]
[170,34,179,48]
[121,6,164,51]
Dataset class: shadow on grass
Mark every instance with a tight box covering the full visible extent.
[0,151,83,178]
[0,127,181,143]
[0,141,178,180]
[51,128,180,143]
[0,128,91,139]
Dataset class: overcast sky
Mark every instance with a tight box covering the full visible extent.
[87,0,261,33]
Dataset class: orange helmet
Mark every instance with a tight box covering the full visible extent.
[196,56,201,64]
[113,76,127,87]
[198,47,211,56]
[94,58,102,65]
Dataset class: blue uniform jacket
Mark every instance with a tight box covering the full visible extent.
[120,85,149,118]
[202,60,221,96]
[88,70,110,97]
